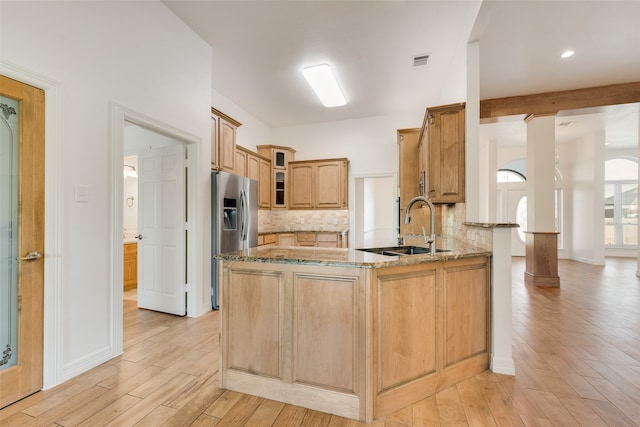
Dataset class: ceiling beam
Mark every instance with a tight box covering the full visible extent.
[480,81,640,119]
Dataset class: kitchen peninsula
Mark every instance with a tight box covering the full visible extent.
[215,237,491,422]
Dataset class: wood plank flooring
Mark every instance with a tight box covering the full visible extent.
[2,258,640,426]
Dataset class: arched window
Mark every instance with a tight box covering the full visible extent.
[497,169,526,183]
[604,158,638,247]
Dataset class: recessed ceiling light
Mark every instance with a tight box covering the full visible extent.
[302,64,346,108]
[561,50,575,59]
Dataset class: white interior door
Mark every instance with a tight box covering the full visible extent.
[137,144,186,315]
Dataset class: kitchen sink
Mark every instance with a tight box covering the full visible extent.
[357,245,451,256]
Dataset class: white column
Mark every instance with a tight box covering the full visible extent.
[593,131,606,265]
[491,227,515,375]
[524,114,560,287]
[465,41,480,222]
[526,114,556,231]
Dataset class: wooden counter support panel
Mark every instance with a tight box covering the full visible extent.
[443,262,489,367]
[372,258,489,420]
[293,273,357,393]
[224,268,282,378]
[378,268,438,391]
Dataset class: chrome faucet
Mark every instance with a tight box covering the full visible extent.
[404,196,436,255]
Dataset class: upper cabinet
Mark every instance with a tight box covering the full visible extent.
[289,158,349,209]
[257,145,296,209]
[211,107,242,173]
[234,145,272,210]
[419,102,465,204]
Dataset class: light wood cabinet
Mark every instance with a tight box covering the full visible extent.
[316,232,342,248]
[220,255,489,422]
[123,243,137,291]
[257,145,296,209]
[257,233,277,247]
[234,146,247,177]
[211,107,241,172]
[294,231,343,248]
[211,113,219,170]
[234,145,271,209]
[398,128,439,236]
[278,233,296,246]
[289,158,349,209]
[419,103,465,204]
[258,157,271,209]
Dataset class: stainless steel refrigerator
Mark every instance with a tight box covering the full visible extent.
[211,171,258,309]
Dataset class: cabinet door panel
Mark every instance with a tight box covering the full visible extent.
[211,114,218,170]
[378,270,437,390]
[226,269,282,378]
[293,274,357,392]
[426,104,465,203]
[290,164,314,208]
[219,118,236,171]
[437,110,464,199]
[235,149,246,177]
[258,158,271,208]
[442,262,489,367]
[315,162,343,208]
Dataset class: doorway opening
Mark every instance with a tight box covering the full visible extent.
[122,123,189,315]
[352,173,397,249]
[111,104,199,358]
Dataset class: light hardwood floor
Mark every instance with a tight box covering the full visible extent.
[2,258,640,426]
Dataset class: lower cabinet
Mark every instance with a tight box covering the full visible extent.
[257,233,277,247]
[296,232,342,248]
[278,233,296,246]
[259,232,345,248]
[123,243,137,291]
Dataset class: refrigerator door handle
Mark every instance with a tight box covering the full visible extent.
[240,190,247,242]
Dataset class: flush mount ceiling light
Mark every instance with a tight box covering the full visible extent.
[302,64,346,107]
[561,50,575,58]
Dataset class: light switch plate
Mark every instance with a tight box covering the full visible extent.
[74,185,90,203]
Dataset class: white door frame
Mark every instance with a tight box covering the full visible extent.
[111,103,199,355]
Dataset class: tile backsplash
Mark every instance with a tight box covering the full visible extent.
[259,209,350,232]
[441,203,493,250]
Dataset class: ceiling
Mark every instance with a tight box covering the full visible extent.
[163,0,640,148]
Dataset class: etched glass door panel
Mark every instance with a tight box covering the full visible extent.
[0,96,19,371]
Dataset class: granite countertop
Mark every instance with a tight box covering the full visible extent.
[215,236,490,268]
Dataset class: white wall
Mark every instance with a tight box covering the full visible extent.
[212,88,273,151]
[273,112,422,172]
[1,1,212,387]
[566,133,606,264]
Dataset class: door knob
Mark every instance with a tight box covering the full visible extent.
[18,251,42,261]
[135,235,143,240]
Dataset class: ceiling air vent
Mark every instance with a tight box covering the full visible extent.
[413,54,430,67]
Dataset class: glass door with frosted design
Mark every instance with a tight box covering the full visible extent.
[0,96,19,370]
